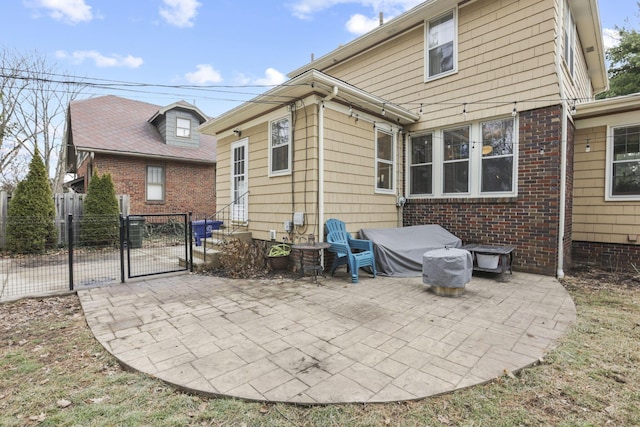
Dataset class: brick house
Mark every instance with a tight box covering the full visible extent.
[65,95,216,216]
[201,0,640,276]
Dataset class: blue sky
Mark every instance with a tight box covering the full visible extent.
[0,0,635,118]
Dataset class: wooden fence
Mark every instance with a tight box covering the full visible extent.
[0,191,130,248]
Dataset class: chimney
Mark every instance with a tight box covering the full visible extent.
[379,12,383,26]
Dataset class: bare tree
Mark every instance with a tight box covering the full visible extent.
[0,47,84,192]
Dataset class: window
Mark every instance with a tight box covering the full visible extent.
[410,133,433,195]
[176,117,191,137]
[408,117,517,198]
[147,166,164,201]
[443,127,469,193]
[376,128,395,192]
[563,0,575,77]
[426,10,456,79]
[610,125,640,198]
[269,116,291,175]
[481,118,514,192]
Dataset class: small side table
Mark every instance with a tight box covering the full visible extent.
[292,242,331,281]
[461,244,515,281]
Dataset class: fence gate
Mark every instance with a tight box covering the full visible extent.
[123,213,192,279]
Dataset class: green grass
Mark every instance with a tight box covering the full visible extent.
[1,272,639,426]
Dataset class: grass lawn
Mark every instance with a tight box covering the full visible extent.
[1,270,639,426]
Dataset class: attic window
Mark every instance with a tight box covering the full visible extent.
[176,117,191,138]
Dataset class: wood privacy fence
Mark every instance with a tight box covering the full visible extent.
[0,191,130,249]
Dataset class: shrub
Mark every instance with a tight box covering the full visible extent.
[80,172,120,247]
[6,148,57,253]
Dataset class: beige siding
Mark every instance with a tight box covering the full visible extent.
[326,0,562,129]
[215,104,320,242]
[573,125,640,245]
[323,108,402,235]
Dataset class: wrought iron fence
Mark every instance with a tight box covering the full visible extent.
[0,213,192,302]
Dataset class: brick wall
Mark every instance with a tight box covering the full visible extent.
[403,105,566,276]
[572,241,640,272]
[79,154,216,216]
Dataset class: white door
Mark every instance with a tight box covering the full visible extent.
[231,139,248,222]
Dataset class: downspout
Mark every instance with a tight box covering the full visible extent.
[555,3,567,279]
[318,86,339,246]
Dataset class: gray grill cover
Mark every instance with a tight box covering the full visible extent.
[422,248,473,287]
[359,225,462,277]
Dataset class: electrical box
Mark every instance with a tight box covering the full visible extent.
[269,230,277,240]
[293,212,305,226]
[284,220,293,232]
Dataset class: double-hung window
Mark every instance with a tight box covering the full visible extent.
[563,0,575,77]
[426,10,456,80]
[408,117,517,198]
[176,117,191,138]
[269,116,291,175]
[410,133,433,195]
[609,124,640,198]
[443,127,469,193]
[376,128,395,192]
[481,118,515,192]
[146,165,165,202]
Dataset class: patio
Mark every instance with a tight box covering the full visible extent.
[78,271,575,404]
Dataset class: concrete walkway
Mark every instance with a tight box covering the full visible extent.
[78,271,575,404]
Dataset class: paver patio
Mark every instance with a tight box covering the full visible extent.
[78,271,575,404]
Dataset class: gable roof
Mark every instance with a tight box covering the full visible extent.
[288,0,607,94]
[67,95,216,163]
[199,69,419,136]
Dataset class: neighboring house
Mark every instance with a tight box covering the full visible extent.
[200,0,636,276]
[65,95,217,216]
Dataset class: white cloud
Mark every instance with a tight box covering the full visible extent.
[55,50,143,68]
[184,64,223,84]
[602,28,621,50]
[159,0,201,28]
[233,68,287,86]
[289,0,422,20]
[27,0,93,24]
[253,68,287,86]
[346,13,381,35]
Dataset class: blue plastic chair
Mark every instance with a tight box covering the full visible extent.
[325,218,348,235]
[326,230,377,283]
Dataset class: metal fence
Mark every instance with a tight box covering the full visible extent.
[0,213,192,302]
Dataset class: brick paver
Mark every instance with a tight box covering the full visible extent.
[78,271,575,404]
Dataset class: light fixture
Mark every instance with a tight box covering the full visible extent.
[585,139,591,153]
[571,98,577,115]
[512,101,517,117]
[381,103,386,116]
[419,103,423,117]
[539,145,545,155]
[233,129,241,137]
[348,104,353,117]
[462,102,467,119]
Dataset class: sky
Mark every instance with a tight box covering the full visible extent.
[0,0,636,119]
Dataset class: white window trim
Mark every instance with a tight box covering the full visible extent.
[146,165,165,202]
[407,132,435,197]
[176,117,191,138]
[563,0,576,79]
[375,125,396,194]
[605,123,640,201]
[424,8,458,82]
[230,138,249,221]
[407,116,518,199]
[268,115,292,177]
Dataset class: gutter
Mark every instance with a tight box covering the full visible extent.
[318,86,339,247]
[555,5,568,279]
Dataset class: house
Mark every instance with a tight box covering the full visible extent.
[200,0,635,277]
[65,95,217,216]
[572,93,640,271]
